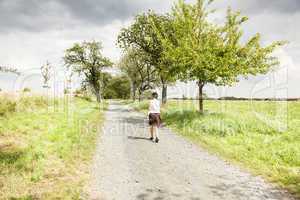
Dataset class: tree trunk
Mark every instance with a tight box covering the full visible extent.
[131,82,137,101]
[198,81,204,113]
[95,90,101,103]
[162,84,167,104]
[138,89,142,102]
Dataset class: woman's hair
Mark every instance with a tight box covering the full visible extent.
[152,92,158,99]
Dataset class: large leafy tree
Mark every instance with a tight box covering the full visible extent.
[119,48,158,101]
[157,0,286,113]
[63,41,113,102]
[117,11,176,104]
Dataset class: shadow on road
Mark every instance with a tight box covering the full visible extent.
[127,136,151,141]
[136,188,201,200]
[208,182,291,200]
[124,116,147,126]
[108,107,131,113]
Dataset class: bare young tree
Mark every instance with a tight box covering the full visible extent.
[0,66,21,75]
[40,61,52,88]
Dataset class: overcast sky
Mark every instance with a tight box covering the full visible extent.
[0,0,299,98]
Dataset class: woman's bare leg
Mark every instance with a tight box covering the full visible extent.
[154,125,159,143]
[150,126,154,139]
[155,125,159,139]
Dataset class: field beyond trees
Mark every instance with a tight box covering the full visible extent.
[126,100,300,197]
[0,94,106,199]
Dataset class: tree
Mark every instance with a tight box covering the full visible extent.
[103,75,131,99]
[119,48,158,101]
[157,0,286,113]
[101,72,113,95]
[117,11,176,104]
[40,61,52,88]
[22,87,31,93]
[119,50,139,100]
[63,41,113,102]
[0,66,20,75]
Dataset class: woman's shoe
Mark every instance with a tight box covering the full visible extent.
[149,137,153,141]
[155,138,159,143]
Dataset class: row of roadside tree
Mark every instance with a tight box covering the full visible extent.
[117,0,286,113]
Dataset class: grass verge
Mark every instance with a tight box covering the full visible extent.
[126,99,300,198]
[0,95,107,199]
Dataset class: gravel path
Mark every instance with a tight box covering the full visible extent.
[89,102,295,200]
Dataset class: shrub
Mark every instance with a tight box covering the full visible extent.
[74,89,82,97]
[141,90,153,100]
[64,88,69,94]
[73,89,93,101]
[78,95,92,102]
[132,100,148,111]
[22,88,31,93]
[0,97,17,116]
[19,96,48,108]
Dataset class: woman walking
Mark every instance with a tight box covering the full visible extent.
[148,92,161,143]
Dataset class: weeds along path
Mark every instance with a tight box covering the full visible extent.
[89,101,296,200]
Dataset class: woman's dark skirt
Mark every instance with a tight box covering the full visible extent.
[148,113,161,127]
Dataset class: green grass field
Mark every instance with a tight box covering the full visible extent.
[127,99,300,197]
[0,95,106,199]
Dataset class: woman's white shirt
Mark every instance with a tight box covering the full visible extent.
[149,99,160,114]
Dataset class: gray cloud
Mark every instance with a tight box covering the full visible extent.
[57,0,145,24]
[237,0,300,14]
[0,0,70,32]
[214,0,300,15]
[1,0,299,33]
[0,0,172,33]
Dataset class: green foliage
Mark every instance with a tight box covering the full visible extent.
[154,0,286,112]
[100,72,113,94]
[22,88,31,93]
[128,100,149,111]
[77,95,93,102]
[119,48,158,100]
[103,75,131,99]
[117,1,285,107]
[117,11,177,103]
[74,88,93,101]
[117,12,165,66]
[63,88,69,94]
[63,40,113,102]
[141,90,154,100]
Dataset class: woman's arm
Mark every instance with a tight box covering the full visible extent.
[148,100,152,115]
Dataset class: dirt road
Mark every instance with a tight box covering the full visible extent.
[89,102,295,200]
